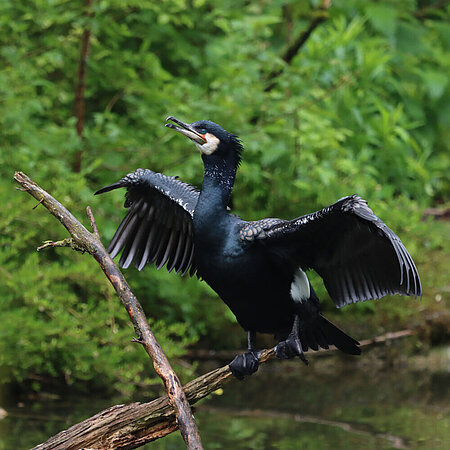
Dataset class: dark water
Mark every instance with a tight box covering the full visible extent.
[1,346,449,449]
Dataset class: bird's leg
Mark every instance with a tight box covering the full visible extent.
[247,330,256,351]
[229,331,261,380]
[275,315,309,365]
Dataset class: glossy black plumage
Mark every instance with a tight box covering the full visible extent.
[239,194,421,308]
[95,168,199,275]
[96,117,422,378]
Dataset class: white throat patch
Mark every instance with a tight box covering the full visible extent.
[195,132,220,155]
[290,268,310,303]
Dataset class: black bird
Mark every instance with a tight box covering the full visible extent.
[95,116,422,379]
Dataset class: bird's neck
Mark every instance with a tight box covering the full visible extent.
[199,160,237,212]
[197,156,237,214]
[194,151,241,253]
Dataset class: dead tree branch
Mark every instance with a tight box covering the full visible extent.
[14,171,202,450]
[415,0,448,20]
[86,205,100,239]
[265,0,332,92]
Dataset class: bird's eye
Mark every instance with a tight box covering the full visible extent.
[200,129,207,134]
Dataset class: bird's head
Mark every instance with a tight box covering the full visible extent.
[165,116,243,168]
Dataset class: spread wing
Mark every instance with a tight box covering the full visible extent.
[240,195,422,308]
[95,168,199,276]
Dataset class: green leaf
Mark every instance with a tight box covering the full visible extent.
[421,71,448,100]
[365,3,397,38]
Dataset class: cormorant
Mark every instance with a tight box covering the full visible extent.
[95,116,422,379]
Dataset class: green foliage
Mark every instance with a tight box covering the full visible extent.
[0,0,448,392]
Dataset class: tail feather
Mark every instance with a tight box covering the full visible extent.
[313,327,329,350]
[305,327,319,351]
[301,315,361,355]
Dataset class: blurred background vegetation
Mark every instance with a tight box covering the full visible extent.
[0,0,448,397]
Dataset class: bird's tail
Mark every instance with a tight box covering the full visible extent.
[300,314,361,355]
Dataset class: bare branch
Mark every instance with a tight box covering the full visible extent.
[86,205,100,239]
[415,0,448,20]
[105,89,124,113]
[32,198,44,209]
[265,0,332,92]
[37,238,86,253]
[14,171,203,450]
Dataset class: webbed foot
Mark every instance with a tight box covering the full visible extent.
[275,337,309,365]
[229,350,261,380]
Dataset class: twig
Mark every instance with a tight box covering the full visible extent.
[282,0,331,66]
[105,89,124,113]
[414,0,448,19]
[265,0,332,92]
[86,205,100,239]
[422,207,450,221]
[73,0,94,173]
[33,198,44,210]
[14,171,203,450]
[37,238,86,253]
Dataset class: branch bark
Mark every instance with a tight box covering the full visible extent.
[32,348,275,449]
[14,171,202,450]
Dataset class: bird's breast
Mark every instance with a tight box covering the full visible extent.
[192,213,299,333]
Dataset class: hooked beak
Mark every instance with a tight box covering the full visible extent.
[165,116,207,144]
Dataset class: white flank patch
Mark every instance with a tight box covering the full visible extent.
[290,268,310,303]
[195,133,220,155]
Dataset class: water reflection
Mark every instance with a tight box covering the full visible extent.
[189,347,449,449]
[0,346,448,449]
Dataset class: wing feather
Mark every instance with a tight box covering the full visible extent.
[242,195,422,308]
[95,168,199,275]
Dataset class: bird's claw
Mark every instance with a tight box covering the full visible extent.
[275,337,309,365]
[229,350,261,380]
